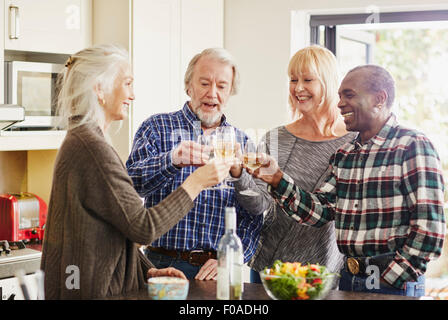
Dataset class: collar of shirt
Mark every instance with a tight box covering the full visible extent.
[350,113,398,151]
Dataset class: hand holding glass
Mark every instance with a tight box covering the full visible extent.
[197,134,222,190]
[214,126,238,188]
[239,140,266,196]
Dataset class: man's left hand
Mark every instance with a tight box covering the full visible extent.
[195,259,217,280]
[147,267,187,280]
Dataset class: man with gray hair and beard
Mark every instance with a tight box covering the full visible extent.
[126,48,263,280]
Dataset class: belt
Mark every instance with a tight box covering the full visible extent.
[147,246,217,266]
[345,253,395,276]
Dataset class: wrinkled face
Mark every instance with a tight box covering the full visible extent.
[103,64,135,123]
[187,56,233,128]
[289,70,323,115]
[337,70,379,134]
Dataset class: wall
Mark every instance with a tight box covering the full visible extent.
[92,0,131,163]
[224,0,448,133]
[0,151,27,194]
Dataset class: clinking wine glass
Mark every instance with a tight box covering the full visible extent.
[197,133,222,190]
[213,126,237,189]
[239,140,266,196]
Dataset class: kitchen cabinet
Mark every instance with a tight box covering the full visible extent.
[1,3,4,103]
[4,0,92,54]
[132,0,223,137]
[0,0,91,203]
[0,148,59,205]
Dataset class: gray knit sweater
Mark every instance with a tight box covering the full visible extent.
[234,126,357,273]
[41,122,194,299]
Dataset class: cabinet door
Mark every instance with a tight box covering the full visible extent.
[4,0,90,54]
[132,0,223,138]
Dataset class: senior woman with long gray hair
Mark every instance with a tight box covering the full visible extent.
[40,44,232,299]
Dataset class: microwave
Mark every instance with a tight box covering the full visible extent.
[4,61,64,129]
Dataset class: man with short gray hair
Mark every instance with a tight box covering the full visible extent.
[126,48,263,280]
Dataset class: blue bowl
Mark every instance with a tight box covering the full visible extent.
[147,277,189,300]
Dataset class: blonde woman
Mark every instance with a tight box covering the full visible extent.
[233,45,357,283]
[41,44,231,299]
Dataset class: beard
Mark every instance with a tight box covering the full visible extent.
[192,104,225,128]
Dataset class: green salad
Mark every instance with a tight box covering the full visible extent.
[261,260,335,300]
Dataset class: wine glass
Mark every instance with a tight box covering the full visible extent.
[213,126,237,189]
[239,140,266,196]
[196,133,222,190]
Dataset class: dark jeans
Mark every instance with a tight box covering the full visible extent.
[250,269,262,284]
[339,269,425,297]
[145,249,202,279]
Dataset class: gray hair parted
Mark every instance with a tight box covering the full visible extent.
[56,44,130,130]
[184,47,240,96]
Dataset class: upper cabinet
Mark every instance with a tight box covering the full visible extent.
[131,0,223,137]
[4,0,92,54]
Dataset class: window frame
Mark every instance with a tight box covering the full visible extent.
[310,10,448,54]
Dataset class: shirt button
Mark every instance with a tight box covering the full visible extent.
[354,203,358,208]
[350,226,355,230]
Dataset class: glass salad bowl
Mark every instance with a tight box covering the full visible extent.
[260,260,339,300]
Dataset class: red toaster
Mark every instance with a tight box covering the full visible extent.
[0,192,47,242]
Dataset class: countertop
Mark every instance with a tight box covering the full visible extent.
[104,280,419,301]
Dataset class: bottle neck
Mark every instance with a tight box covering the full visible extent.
[225,209,236,231]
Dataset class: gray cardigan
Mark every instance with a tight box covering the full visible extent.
[41,122,194,299]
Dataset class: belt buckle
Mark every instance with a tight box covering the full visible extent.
[188,250,205,266]
[347,257,360,275]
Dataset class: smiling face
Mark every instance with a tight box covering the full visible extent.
[186,56,234,128]
[338,69,388,142]
[289,70,323,115]
[103,64,135,124]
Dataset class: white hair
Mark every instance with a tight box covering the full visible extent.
[56,44,130,130]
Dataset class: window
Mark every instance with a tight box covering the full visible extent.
[308,10,448,285]
[310,10,448,197]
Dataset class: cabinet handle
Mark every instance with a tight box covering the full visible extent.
[9,5,20,40]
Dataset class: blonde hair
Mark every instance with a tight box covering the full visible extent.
[184,47,240,96]
[56,44,130,130]
[288,45,340,136]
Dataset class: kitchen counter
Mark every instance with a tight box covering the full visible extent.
[104,280,419,301]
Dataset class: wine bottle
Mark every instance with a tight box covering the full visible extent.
[216,207,244,300]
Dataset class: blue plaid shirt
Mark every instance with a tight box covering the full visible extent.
[126,102,263,262]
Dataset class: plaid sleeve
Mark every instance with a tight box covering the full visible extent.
[382,135,446,288]
[269,169,337,227]
[126,119,180,197]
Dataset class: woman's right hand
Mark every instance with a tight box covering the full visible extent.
[182,159,233,200]
[194,159,233,188]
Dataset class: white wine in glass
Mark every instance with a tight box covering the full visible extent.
[214,141,236,161]
[197,134,221,190]
[243,153,263,171]
[239,140,266,196]
[214,126,237,188]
